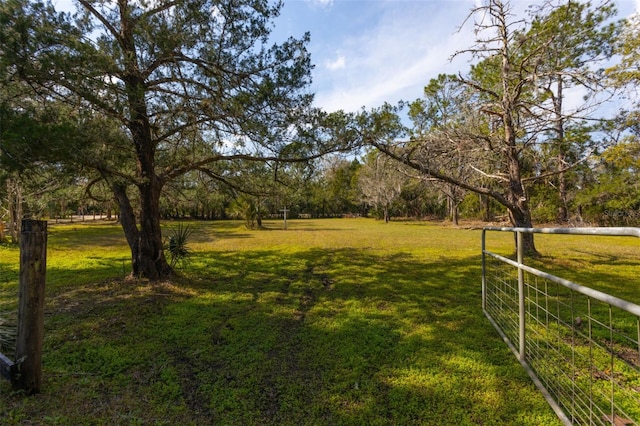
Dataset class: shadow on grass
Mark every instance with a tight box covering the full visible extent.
[0,246,563,425]
[161,248,557,424]
[47,223,128,250]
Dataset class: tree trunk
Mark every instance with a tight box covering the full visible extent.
[7,177,23,244]
[109,0,172,280]
[447,195,460,225]
[7,179,17,243]
[508,203,537,254]
[504,108,537,253]
[554,75,569,224]
[138,181,172,279]
[482,195,492,222]
[452,202,459,226]
[111,183,140,275]
[256,206,263,228]
[111,182,172,279]
[557,170,568,223]
[506,178,537,254]
[503,166,537,253]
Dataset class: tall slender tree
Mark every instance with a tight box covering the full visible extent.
[525,1,618,222]
[407,75,471,225]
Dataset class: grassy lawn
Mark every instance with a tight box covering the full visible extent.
[2,218,636,425]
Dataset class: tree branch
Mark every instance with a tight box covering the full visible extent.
[77,0,120,43]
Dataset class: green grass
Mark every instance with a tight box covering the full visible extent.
[2,218,636,425]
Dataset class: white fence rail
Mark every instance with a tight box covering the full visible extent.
[482,227,640,425]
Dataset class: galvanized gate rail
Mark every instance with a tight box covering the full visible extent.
[482,227,640,426]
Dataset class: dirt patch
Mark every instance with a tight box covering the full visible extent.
[48,278,196,317]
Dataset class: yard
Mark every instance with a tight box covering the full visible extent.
[3,218,636,424]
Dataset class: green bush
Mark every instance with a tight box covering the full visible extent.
[165,223,194,268]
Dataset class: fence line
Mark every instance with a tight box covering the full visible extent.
[0,260,18,381]
[482,227,640,426]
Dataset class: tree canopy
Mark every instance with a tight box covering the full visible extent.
[361,0,624,252]
[1,0,357,278]
[2,0,639,266]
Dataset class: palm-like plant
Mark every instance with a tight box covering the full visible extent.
[165,224,194,268]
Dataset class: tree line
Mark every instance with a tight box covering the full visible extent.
[1,0,639,277]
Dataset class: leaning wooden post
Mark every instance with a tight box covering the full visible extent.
[14,219,47,394]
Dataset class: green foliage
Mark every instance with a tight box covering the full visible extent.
[0,105,79,172]
[228,196,262,229]
[575,139,640,225]
[607,13,640,88]
[530,188,561,224]
[165,224,194,268]
[459,193,504,222]
[1,0,342,279]
[408,74,462,133]
[319,156,363,216]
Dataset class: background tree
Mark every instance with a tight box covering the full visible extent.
[396,178,446,220]
[312,156,362,217]
[407,75,472,225]
[358,151,405,223]
[524,1,618,223]
[0,86,87,240]
[576,140,640,225]
[223,159,292,228]
[364,0,544,252]
[607,11,640,89]
[573,111,640,225]
[366,0,620,252]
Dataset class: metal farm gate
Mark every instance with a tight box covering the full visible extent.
[482,227,640,426]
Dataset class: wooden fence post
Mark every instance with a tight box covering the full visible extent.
[14,219,47,394]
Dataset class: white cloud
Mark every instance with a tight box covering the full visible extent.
[325,54,346,71]
[311,2,477,113]
[310,0,638,114]
[308,0,334,9]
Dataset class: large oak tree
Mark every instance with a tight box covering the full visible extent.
[1,0,353,278]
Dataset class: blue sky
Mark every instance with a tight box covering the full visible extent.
[55,0,639,113]
[272,0,481,112]
[270,0,639,113]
